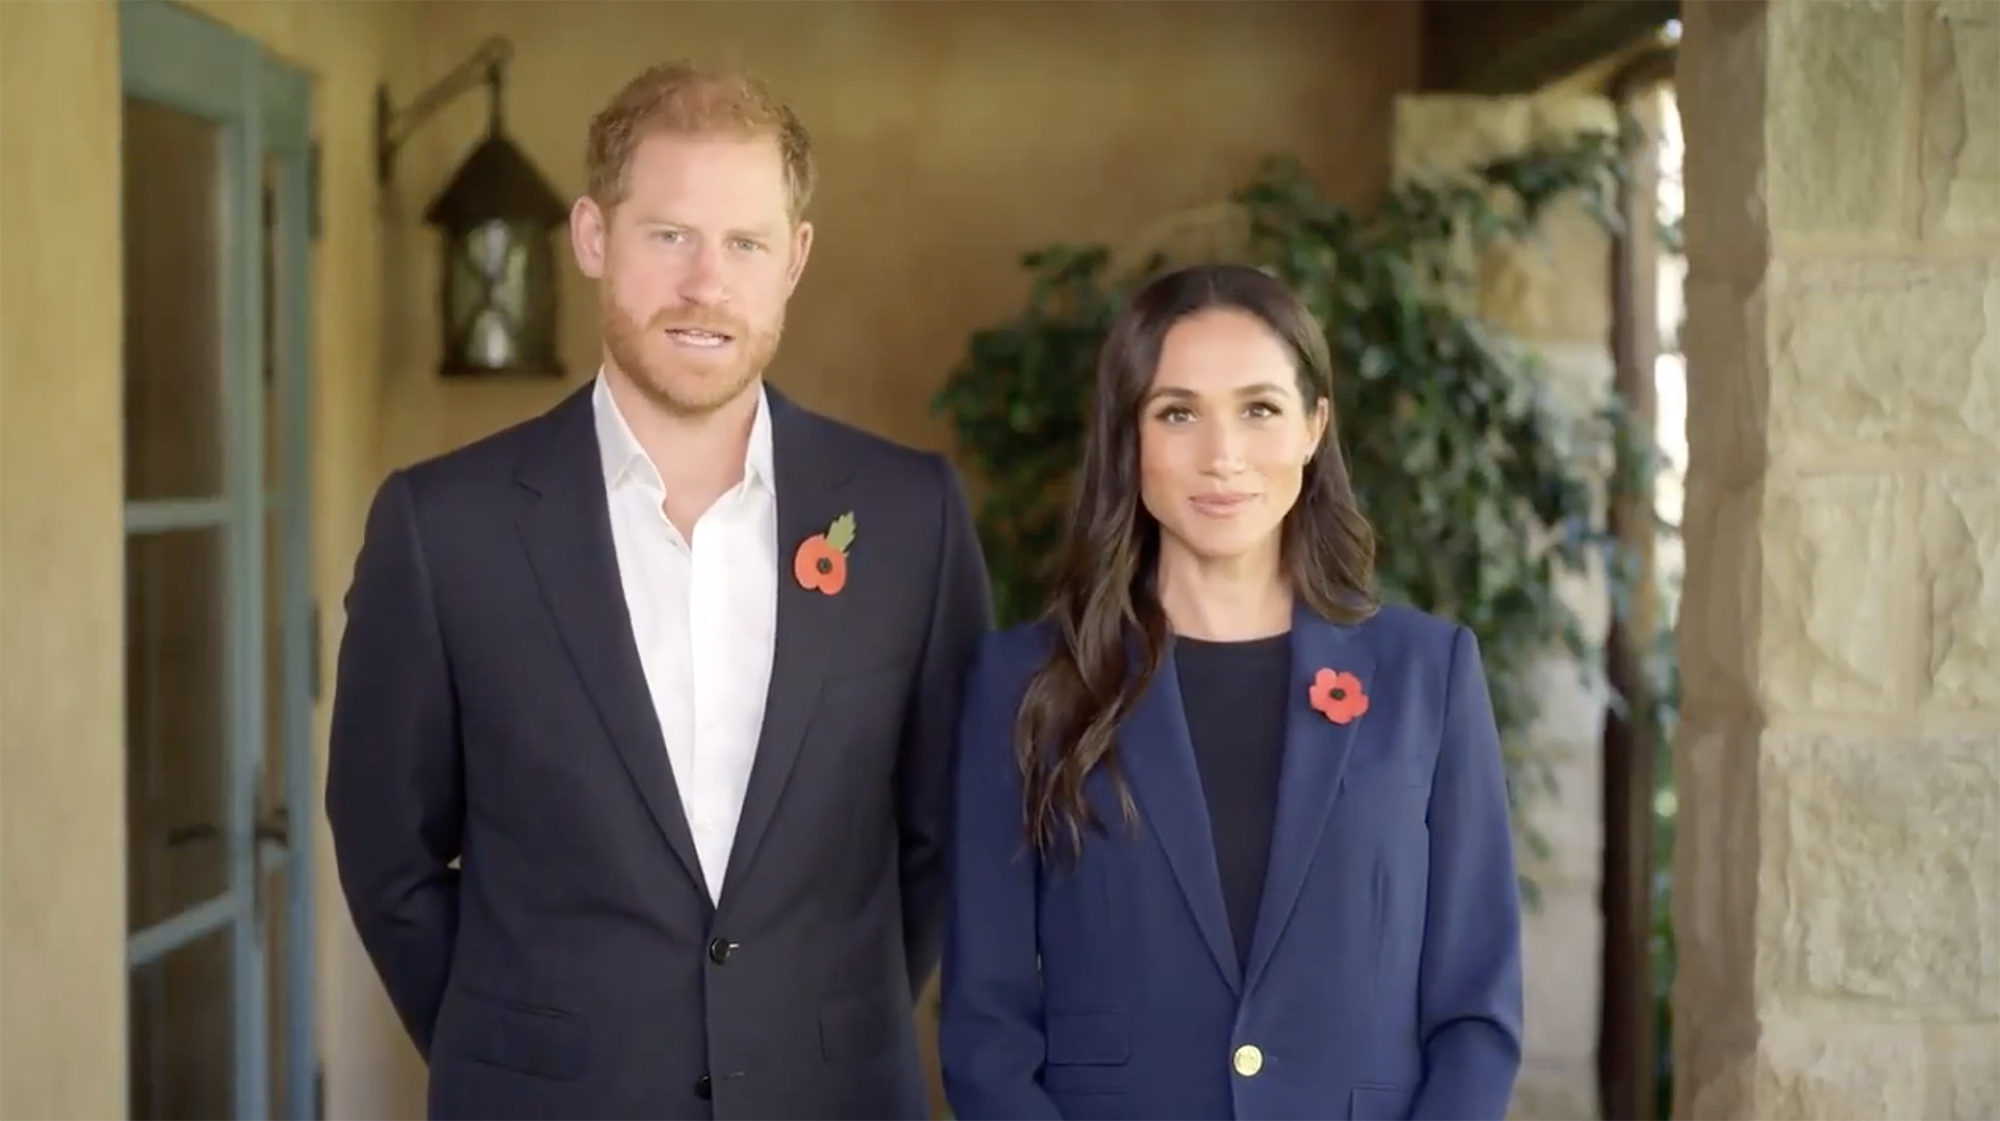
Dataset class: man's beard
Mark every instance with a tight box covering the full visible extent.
[601,298,783,419]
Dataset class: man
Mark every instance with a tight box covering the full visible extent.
[327,61,992,1121]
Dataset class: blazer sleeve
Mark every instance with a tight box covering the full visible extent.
[1409,625,1525,1120]
[938,635,1064,1121]
[895,454,995,995]
[324,469,465,1058]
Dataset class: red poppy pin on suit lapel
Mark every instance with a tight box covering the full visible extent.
[1309,667,1369,725]
[793,512,856,596]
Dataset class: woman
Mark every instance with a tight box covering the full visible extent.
[939,264,1522,1121]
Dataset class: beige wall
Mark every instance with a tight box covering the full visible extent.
[0,1,1420,1116]
[384,0,1421,465]
[0,3,129,1115]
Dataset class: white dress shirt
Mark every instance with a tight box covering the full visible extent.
[593,374,777,904]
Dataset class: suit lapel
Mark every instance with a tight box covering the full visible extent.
[514,386,709,900]
[1123,645,1242,995]
[1241,605,1375,993]
[717,391,855,906]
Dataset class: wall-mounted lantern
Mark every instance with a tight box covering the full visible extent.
[376,38,569,378]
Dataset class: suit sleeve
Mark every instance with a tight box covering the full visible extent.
[896,454,995,994]
[325,469,464,1058]
[937,635,1063,1121]
[1410,625,1525,1120]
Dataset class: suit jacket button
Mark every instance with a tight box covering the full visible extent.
[1233,1044,1264,1077]
[694,1074,712,1100]
[707,937,736,964]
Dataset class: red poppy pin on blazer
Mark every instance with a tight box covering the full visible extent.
[1309,667,1370,725]
[793,512,857,596]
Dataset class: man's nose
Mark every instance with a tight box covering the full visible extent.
[677,243,727,305]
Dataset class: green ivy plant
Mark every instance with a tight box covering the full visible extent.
[933,133,1653,905]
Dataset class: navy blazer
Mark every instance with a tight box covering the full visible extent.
[939,603,1523,1121]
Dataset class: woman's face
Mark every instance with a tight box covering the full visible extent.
[1137,307,1329,570]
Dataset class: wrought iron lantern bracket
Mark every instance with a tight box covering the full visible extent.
[375,36,514,187]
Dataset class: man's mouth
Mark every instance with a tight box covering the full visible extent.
[664,327,734,349]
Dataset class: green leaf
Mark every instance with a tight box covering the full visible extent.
[825,512,857,554]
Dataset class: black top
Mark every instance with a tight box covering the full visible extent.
[1174,632,1291,969]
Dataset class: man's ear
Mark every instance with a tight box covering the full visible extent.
[783,220,814,294]
[571,195,608,280]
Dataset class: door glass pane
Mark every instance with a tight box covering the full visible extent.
[262,140,313,1119]
[262,507,295,1115]
[123,96,227,502]
[130,925,235,1119]
[262,862,291,1114]
[126,528,231,932]
[261,510,288,801]
[263,149,286,497]
[260,150,293,894]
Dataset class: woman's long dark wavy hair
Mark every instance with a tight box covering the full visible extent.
[1016,263,1379,862]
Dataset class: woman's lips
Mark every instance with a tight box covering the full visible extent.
[1189,492,1256,517]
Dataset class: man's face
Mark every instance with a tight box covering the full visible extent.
[570,131,813,417]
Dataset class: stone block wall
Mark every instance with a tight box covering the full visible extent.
[1675,2,2000,1117]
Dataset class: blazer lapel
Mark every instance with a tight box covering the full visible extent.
[1241,605,1375,993]
[716,391,855,906]
[1123,645,1242,995]
[514,386,709,900]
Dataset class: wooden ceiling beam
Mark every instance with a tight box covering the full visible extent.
[1424,0,1680,94]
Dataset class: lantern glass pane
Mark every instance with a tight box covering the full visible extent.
[469,308,516,368]
[439,217,560,375]
[472,220,529,316]
[447,220,537,370]
[445,248,485,341]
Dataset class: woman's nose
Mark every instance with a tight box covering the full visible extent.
[1203,422,1246,474]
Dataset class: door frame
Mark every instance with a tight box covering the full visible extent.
[119,1,317,1116]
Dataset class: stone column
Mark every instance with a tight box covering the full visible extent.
[1674,2,2000,1117]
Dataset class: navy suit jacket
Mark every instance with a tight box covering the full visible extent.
[939,602,1523,1121]
[326,384,993,1119]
